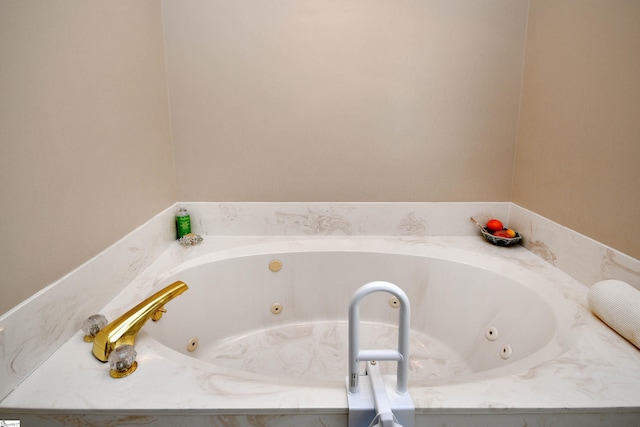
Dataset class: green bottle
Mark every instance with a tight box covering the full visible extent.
[176,206,191,238]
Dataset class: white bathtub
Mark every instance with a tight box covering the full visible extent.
[145,249,574,387]
[2,236,640,426]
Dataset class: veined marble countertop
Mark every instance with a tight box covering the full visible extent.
[1,236,640,415]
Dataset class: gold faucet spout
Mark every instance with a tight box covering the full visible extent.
[92,281,188,362]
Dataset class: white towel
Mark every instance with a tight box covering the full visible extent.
[588,279,640,349]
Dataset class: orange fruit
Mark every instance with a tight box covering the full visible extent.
[505,229,516,238]
[486,219,503,232]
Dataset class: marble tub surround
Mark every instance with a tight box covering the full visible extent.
[1,202,639,425]
[0,202,508,403]
[186,202,511,237]
[0,207,178,400]
[1,236,640,426]
[509,204,640,290]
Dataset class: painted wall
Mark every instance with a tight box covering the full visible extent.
[163,0,529,201]
[2,0,639,315]
[0,1,176,314]
[513,0,640,259]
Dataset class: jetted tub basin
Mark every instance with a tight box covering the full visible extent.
[145,250,575,386]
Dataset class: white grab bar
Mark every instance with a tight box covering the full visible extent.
[348,281,411,395]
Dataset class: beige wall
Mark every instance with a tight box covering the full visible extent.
[0,1,176,314]
[2,0,639,315]
[513,0,640,259]
[163,0,529,201]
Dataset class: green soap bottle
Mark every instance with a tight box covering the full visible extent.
[176,205,191,238]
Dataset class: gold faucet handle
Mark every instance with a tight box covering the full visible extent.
[151,307,167,321]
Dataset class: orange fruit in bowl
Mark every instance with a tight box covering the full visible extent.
[494,230,511,238]
[486,219,504,232]
[505,229,516,238]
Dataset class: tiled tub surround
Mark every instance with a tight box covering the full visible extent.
[0,207,178,399]
[1,203,639,426]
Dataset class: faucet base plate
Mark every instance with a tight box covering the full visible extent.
[109,361,138,379]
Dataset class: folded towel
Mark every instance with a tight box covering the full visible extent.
[588,279,640,349]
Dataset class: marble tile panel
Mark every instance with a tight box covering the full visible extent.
[0,413,348,427]
[0,206,177,400]
[2,411,640,427]
[186,202,511,236]
[508,204,640,290]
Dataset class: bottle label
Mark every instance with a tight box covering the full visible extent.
[176,215,191,238]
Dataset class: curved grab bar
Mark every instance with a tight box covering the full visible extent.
[348,281,411,395]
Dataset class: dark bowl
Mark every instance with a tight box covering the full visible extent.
[479,228,522,246]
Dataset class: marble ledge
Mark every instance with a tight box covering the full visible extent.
[187,201,511,237]
[2,412,640,427]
